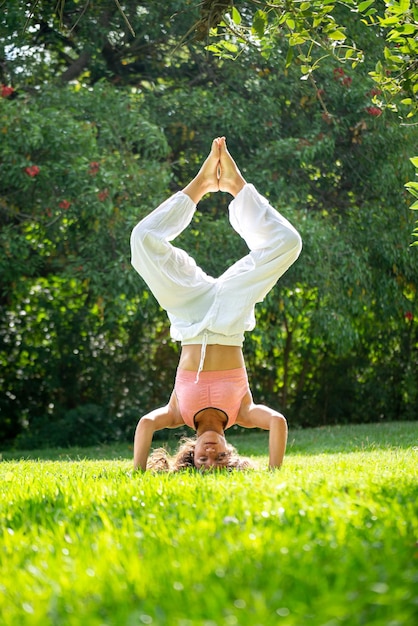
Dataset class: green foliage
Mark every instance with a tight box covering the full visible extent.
[0,425,417,625]
[208,1,418,119]
[0,83,171,441]
[3,2,416,117]
[406,156,418,245]
[13,403,137,450]
[0,2,417,446]
[1,1,202,87]
[139,48,417,426]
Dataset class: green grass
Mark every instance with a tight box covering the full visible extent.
[1,422,417,625]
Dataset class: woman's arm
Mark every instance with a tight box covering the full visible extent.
[237,403,288,469]
[133,403,182,471]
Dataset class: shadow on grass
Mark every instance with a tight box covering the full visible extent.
[1,421,416,463]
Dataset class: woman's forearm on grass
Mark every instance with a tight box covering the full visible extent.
[133,418,156,471]
[268,415,288,469]
[239,405,288,469]
[133,406,178,471]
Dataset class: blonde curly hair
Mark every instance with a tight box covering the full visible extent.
[147,437,254,472]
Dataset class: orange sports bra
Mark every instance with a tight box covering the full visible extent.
[174,367,249,430]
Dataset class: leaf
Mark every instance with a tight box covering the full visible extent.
[252,10,267,38]
[405,182,418,198]
[399,0,411,12]
[378,16,399,26]
[328,30,346,40]
[231,6,241,26]
[384,47,404,63]
[358,0,375,12]
[409,157,418,168]
[223,41,238,53]
[206,44,221,55]
[285,46,294,68]
[289,33,308,45]
[398,24,416,35]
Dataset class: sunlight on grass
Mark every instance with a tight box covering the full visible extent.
[1,422,417,625]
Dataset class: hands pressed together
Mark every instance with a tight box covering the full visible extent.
[183,136,247,204]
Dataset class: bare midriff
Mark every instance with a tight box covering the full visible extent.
[178,344,245,372]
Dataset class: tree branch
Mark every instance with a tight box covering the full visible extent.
[59,49,92,82]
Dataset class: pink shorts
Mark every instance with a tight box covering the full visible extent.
[175,367,250,430]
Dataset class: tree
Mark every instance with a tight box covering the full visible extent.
[406,156,418,246]
[205,0,418,237]
[0,84,171,443]
[5,2,415,115]
[0,1,417,447]
[1,1,206,87]
[199,2,418,116]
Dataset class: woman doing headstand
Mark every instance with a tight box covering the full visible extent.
[130,137,302,471]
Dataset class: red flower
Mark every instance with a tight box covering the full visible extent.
[88,161,100,175]
[1,85,14,98]
[59,200,71,210]
[368,88,382,97]
[333,67,344,78]
[97,189,109,202]
[24,165,40,177]
[404,311,413,322]
[333,68,352,87]
[366,106,382,117]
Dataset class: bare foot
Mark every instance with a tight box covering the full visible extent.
[182,138,220,204]
[219,137,246,197]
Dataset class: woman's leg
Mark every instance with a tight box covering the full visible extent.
[217,138,302,307]
[130,140,222,314]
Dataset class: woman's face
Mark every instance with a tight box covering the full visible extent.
[193,431,230,470]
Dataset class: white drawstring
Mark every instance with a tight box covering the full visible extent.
[195,331,208,383]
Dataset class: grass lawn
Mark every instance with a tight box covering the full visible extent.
[1,421,417,625]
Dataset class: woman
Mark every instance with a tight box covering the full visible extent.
[130,137,302,471]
